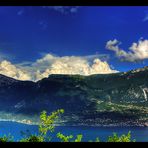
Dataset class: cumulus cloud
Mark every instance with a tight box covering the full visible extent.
[0,60,31,81]
[106,39,148,62]
[0,54,117,81]
[0,54,118,81]
[32,54,117,81]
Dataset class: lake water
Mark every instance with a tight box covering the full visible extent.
[0,121,148,142]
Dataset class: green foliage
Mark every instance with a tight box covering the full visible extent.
[0,109,136,142]
[95,137,100,142]
[39,109,64,136]
[57,132,73,142]
[18,109,64,142]
[88,137,100,142]
[0,134,13,142]
[56,132,83,142]
[74,134,83,142]
[20,135,44,142]
[20,109,64,142]
[107,131,135,142]
[88,132,133,142]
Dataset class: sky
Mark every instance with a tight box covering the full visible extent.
[0,6,148,81]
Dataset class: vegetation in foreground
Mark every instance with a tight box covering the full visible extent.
[0,109,135,142]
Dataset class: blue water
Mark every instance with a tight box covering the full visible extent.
[0,121,148,142]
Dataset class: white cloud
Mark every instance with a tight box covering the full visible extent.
[33,54,118,81]
[106,39,148,62]
[0,60,31,81]
[0,54,118,81]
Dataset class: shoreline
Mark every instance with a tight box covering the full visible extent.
[0,119,148,127]
[0,119,38,126]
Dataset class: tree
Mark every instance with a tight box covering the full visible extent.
[39,109,64,135]
[20,109,64,142]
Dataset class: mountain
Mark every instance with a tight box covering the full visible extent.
[0,66,148,126]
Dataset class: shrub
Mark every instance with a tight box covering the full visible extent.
[56,132,83,142]
[0,134,13,142]
[107,131,135,142]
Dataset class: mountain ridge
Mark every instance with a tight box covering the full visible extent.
[0,66,148,126]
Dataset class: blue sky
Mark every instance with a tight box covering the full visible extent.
[0,6,148,81]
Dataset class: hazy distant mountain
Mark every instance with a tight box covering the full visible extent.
[0,66,148,126]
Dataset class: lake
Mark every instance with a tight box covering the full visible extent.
[0,121,148,142]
